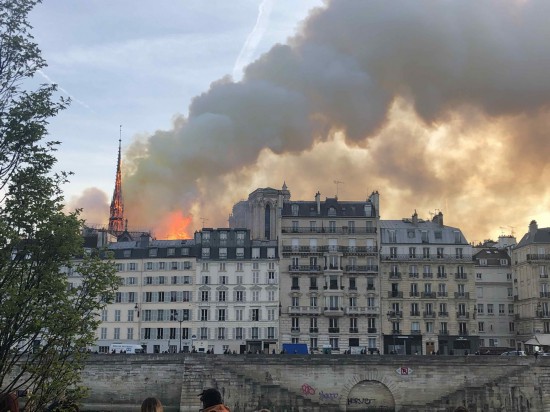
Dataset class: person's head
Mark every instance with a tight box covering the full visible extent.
[141,397,163,412]
[198,388,223,408]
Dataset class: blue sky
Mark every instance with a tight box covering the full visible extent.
[29,0,323,209]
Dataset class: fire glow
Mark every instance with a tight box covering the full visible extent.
[155,210,192,240]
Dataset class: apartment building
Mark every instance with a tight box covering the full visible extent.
[91,229,279,354]
[512,220,550,350]
[379,212,479,355]
[473,238,515,350]
[95,233,197,353]
[194,228,279,354]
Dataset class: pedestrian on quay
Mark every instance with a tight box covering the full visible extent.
[198,388,230,412]
[141,397,163,412]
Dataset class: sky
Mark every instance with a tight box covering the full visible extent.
[28,0,550,244]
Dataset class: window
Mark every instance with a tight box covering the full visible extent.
[201,291,209,302]
[390,247,397,259]
[235,291,244,302]
[219,249,227,260]
[329,338,339,350]
[144,328,151,340]
[235,327,243,340]
[218,291,226,302]
[388,230,396,243]
[220,275,227,284]
[252,291,260,302]
[101,310,108,322]
[310,296,318,307]
[100,328,107,340]
[200,309,209,321]
[292,277,299,290]
[251,309,260,321]
[329,221,336,233]
[478,322,484,332]
[509,322,515,332]
[252,272,259,284]
[436,248,444,258]
[291,204,299,216]
[218,309,226,321]
[487,304,494,315]
[409,247,416,258]
[267,308,275,321]
[114,310,121,322]
[291,317,299,331]
[202,248,210,258]
[235,309,243,321]
[499,304,505,315]
[127,328,134,340]
[236,248,244,259]
[127,310,134,322]
[476,273,482,279]
[268,290,275,301]
[236,263,243,272]
[477,304,484,314]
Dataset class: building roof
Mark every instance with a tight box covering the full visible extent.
[379,218,468,245]
[516,226,550,248]
[473,248,511,265]
[282,197,376,218]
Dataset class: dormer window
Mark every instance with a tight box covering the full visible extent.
[291,204,299,216]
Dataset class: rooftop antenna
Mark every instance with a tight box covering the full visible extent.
[200,217,209,228]
[334,180,344,197]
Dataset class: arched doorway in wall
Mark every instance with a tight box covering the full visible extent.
[346,380,395,412]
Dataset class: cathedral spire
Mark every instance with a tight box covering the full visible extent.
[108,126,125,233]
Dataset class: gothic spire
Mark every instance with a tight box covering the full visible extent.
[108,127,125,233]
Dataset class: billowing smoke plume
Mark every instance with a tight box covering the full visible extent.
[66,187,109,226]
[122,0,550,241]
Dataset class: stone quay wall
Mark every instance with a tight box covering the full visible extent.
[42,354,550,411]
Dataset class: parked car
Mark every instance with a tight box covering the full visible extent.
[500,350,526,356]
[538,352,550,356]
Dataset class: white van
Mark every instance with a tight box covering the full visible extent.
[109,343,145,354]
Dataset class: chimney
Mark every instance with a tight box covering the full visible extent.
[529,220,538,235]
[139,233,151,248]
[432,211,444,226]
[368,191,380,217]
[412,210,418,226]
[315,191,321,214]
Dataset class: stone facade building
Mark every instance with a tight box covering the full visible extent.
[473,237,516,350]
[379,212,479,355]
[512,220,550,350]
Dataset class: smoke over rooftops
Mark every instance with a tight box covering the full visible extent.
[120,0,550,241]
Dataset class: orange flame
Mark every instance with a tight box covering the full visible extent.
[156,210,193,240]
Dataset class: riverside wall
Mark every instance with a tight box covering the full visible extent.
[75,354,550,411]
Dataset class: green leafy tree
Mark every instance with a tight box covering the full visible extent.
[0,1,119,410]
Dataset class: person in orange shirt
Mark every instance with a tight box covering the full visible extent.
[198,388,230,412]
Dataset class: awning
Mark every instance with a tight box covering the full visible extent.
[524,334,550,346]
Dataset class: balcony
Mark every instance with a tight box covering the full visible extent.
[282,226,377,235]
[388,291,403,298]
[345,306,379,315]
[410,291,420,297]
[282,245,323,255]
[437,273,447,279]
[342,246,378,256]
[437,292,448,297]
[387,311,403,319]
[288,265,322,273]
[410,311,420,316]
[423,312,436,318]
[411,330,422,335]
[421,292,437,299]
[389,272,402,279]
[391,329,401,335]
[367,286,376,291]
[409,272,419,278]
[527,254,550,261]
[291,327,300,333]
[455,273,468,280]
[367,327,377,333]
[345,265,378,274]
[309,327,319,333]
[423,273,433,279]
[380,253,472,262]
[541,292,550,298]
[454,292,470,299]
[288,306,322,315]
[439,330,449,335]
[457,312,470,319]
[328,327,340,334]
[349,328,359,334]
[324,307,344,316]
[438,311,449,317]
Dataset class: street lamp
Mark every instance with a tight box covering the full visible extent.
[175,316,183,353]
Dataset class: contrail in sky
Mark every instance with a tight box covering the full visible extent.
[37,70,93,111]
[232,0,274,81]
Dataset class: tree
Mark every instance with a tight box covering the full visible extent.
[0,1,119,410]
